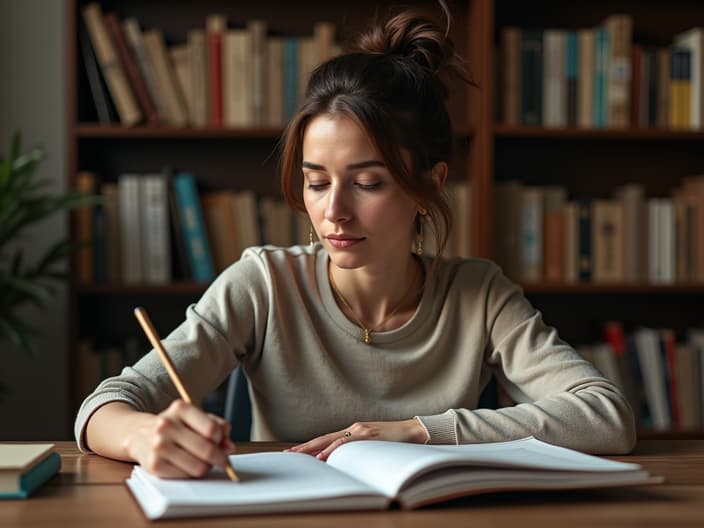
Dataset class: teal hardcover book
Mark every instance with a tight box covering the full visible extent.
[0,444,61,499]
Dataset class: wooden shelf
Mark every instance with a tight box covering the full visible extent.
[494,125,704,141]
[521,283,704,294]
[76,123,474,140]
[76,124,284,139]
[76,282,208,295]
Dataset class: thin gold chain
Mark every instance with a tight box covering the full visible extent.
[328,260,424,345]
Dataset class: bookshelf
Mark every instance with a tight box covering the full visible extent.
[66,0,704,436]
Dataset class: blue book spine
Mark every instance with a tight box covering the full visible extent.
[172,172,215,283]
[283,38,299,120]
[0,452,61,499]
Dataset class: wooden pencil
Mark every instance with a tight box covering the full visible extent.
[133,306,239,482]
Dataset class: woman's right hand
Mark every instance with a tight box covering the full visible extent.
[86,400,235,479]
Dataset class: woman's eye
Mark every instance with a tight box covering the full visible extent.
[307,182,329,191]
[356,182,382,191]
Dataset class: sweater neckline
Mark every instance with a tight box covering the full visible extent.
[316,247,433,345]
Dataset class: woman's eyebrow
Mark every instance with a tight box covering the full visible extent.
[301,160,386,170]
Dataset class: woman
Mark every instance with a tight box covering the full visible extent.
[75,3,636,478]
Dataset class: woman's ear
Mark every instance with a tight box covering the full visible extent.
[431,161,448,189]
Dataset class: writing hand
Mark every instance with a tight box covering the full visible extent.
[286,418,429,461]
[123,400,235,478]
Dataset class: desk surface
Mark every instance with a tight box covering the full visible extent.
[2,440,703,527]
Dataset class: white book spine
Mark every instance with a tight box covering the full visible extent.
[141,175,171,284]
[118,174,143,284]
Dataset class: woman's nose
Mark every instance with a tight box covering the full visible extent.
[324,186,352,223]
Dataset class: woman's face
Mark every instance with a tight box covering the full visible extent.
[302,114,419,271]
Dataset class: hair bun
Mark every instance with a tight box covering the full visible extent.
[353,4,454,74]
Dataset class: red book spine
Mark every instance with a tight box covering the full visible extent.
[105,12,159,126]
[208,33,223,127]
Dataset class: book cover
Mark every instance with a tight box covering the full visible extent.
[142,29,189,127]
[206,14,227,128]
[125,437,659,520]
[520,30,543,125]
[577,196,592,282]
[75,171,97,284]
[172,172,215,282]
[224,29,252,127]
[188,29,209,127]
[500,26,521,125]
[81,3,142,127]
[604,14,633,128]
[141,174,172,284]
[267,36,285,126]
[542,29,567,128]
[201,191,243,273]
[0,444,61,499]
[79,23,115,124]
[118,173,143,284]
[105,11,159,126]
[674,27,704,129]
[122,17,169,124]
[283,38,300,120]
[577,28,594,128]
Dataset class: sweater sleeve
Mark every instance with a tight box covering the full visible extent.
[417,264,636,454]
[73,251,270,451]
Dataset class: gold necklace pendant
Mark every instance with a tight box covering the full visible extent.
[363,328,371,345]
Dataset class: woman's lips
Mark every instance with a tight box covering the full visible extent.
[326,236,364,249]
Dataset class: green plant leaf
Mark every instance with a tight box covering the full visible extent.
[0,314,36,356]
[34,239,73,274]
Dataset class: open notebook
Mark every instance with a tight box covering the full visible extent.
[126,436,661,519]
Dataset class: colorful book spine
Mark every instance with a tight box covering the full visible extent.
[172,172,215,282]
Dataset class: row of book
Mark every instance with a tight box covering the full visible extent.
[75,171,473,285]
[578,322,704,431]
[499,15,704,129]
[74,321,704,433]
[81,2,338,128]
[494,177,704,284]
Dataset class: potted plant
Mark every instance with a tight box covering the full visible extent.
[0,131,98,397]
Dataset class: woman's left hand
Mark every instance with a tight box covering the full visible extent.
[286,419,429,461]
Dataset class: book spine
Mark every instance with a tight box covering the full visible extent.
[81,3,142,127]
[207,14,226,128]
[14,452,62,499]
[105,11,159,126]
[577,29,594,128]
[118,174,143,284]
[283,38,299,120]
[141,174,171,284]
[75,171,97,284]
[521,30,543,125]
[577,196,592,282]
[142,29,189,127]
[566,31,578,127]
[122,17,169,124]
[79,24,115,123]
[173,173,215,282]
[188,30,209,127]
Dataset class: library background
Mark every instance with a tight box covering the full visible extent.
[68,0,703,438]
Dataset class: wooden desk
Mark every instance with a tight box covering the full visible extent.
[1,440,703,527]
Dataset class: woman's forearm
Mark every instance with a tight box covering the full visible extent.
[84,401,155,462]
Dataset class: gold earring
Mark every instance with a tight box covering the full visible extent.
[415,219,424,256]
[309,224,314,247]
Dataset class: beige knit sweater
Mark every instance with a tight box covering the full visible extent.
[75,245,636,454]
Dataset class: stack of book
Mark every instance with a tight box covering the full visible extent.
[499,15,704,130]
[80,2,338,128]
[577,321,704,432]
[493,176,704,284]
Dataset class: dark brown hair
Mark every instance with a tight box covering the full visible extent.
[280,1,471,259]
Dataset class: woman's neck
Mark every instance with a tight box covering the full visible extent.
[328,254,425,332]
